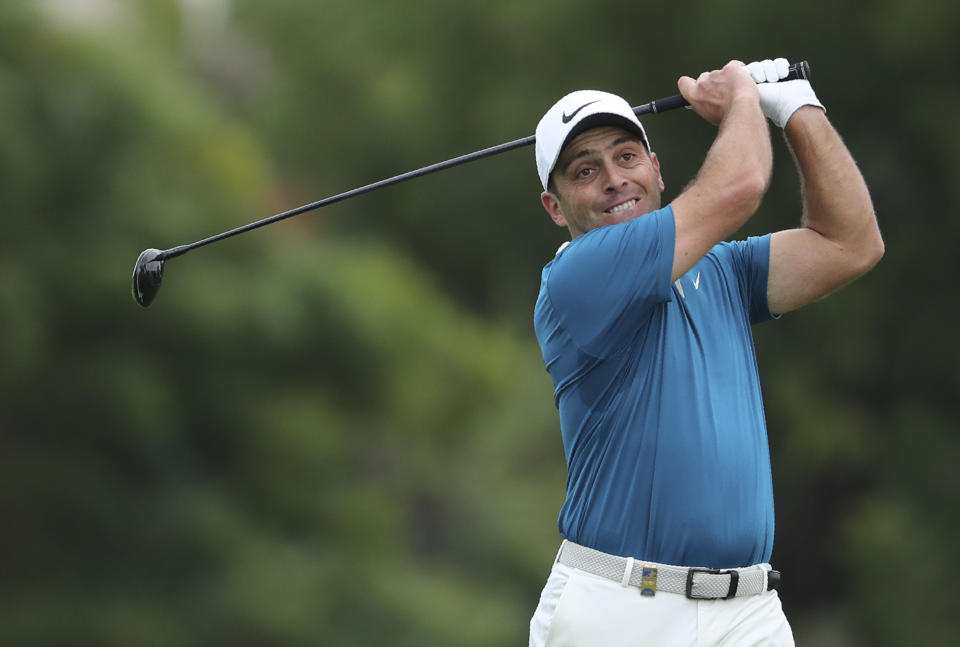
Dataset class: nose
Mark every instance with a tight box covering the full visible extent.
[602,163,628,193]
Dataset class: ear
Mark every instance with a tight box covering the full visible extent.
[651,151,665,192]
[540,191,567,228]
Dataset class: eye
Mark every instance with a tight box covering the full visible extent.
[574,166,594,179]
[620,151,637,162]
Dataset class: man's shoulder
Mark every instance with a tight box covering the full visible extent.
[559,206,674,262]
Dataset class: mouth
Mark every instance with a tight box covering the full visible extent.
[604,198,638,214]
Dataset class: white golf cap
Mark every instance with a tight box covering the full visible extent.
[535,90,651,191]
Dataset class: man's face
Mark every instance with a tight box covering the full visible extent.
[541,126,664,238]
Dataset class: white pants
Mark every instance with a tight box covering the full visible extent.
[530,561,795,647]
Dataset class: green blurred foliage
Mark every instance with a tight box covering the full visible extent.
[1,0,958,645]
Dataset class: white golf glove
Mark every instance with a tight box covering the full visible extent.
[746,58,824,128]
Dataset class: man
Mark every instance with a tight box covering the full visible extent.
[528,59,884,646]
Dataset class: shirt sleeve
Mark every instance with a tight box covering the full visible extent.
[713,234,779,325]
[544,206,675,356]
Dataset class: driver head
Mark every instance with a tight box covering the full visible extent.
[132,248,165,308]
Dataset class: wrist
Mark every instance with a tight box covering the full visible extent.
[783,103,826,127]
[724,92,765,123]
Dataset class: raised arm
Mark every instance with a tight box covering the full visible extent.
[748,60,884,315]
[670,61,773,281]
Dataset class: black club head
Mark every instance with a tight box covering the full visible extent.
[132,248,166,308]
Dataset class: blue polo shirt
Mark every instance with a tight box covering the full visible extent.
[534,205,777,569]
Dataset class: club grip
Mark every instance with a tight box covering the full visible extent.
[636,60,811,116]
[787,60,811,81]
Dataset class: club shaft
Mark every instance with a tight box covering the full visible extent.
[160,133,538,260]
[159,61,810,261]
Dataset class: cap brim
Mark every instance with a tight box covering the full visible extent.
[562,113,649,153]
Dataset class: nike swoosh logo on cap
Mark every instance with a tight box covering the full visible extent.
[562,100,601,124]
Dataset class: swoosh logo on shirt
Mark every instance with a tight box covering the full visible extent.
[562,100,601,123]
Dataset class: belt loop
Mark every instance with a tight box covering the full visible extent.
[621,557,635,588]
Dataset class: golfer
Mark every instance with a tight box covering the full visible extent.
[529,59,883,646]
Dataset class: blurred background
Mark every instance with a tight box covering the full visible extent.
[2,0,958,644]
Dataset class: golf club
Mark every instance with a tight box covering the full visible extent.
[132,61,810,308]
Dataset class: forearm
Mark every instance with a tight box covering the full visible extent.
[698,95,773,215]
[677,62,773,213]
[670,63,773,280]
[785,107,884,267]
